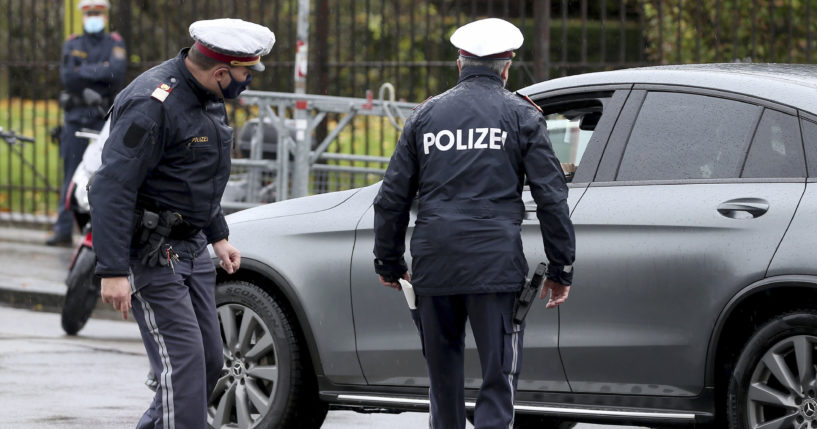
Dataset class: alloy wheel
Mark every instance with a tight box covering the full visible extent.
[209,303,280,429]
[746,335,817,429]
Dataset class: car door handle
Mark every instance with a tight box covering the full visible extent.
[717,198,769,219]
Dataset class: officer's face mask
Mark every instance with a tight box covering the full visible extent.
[83,15,106,34]
[217,68,252,99]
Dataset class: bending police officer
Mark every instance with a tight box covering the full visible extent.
[49,0,126,246]
[373,18,575,429]
[88,18,275,429]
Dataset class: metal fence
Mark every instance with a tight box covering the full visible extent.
[1,0,815,223]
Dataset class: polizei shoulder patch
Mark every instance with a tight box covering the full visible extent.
[515,92,543,113]
[151,83,173,103]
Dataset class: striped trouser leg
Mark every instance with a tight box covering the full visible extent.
[467,292,523,429]
[130,256,215,429]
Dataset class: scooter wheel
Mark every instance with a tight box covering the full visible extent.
[61,247,100,335]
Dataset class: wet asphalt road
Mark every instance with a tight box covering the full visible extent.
[0,305,644,429]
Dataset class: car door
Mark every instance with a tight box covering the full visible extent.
[349,87,629,392]
[561,88,807,396]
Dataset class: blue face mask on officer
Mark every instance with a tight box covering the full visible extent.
[217,68,252,99]
[83,16,105,34]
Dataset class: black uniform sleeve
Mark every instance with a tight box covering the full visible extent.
[60,38,85,90]
[203,208,229,243]
[60,34,127,90]
[77,35,127,87]
[373,115,420,280]
[89,97,165,277]
[520,107,576,285]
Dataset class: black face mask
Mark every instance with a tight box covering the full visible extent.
[217,69,252,99]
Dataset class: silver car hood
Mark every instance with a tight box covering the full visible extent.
[225,188,362,224]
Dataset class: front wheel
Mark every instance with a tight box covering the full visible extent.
[60,247,100,335]
[209,281,328,429]
[727,311,817,429]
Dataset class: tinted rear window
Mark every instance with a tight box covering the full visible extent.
[802,119,817,177]
[616,92,759,181]
[742,109,805,178]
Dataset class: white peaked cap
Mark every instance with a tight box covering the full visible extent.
[450,18,524,58]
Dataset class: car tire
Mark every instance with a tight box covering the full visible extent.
[727,310,817,429]
[60,247,100,336]
[209,280,328,429]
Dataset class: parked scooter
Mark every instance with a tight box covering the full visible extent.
[60,119,109,335]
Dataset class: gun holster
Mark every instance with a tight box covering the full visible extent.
[135,209,183,267]
[512,262,548,324]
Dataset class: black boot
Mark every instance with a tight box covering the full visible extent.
[45,233,72,246]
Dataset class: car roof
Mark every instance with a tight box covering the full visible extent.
[519,63,817,114]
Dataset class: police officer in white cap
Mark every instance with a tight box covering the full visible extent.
[89,18,274,429]
[374,18,575,428]
[48,0,126,246]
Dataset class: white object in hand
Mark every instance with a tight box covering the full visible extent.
[398,279,416,310]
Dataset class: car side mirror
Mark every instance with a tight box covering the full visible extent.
[579,112,601,131]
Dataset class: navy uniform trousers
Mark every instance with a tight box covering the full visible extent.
[415,292,524,429]
[129,240,223,429]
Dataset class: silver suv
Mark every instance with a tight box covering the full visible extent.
[209,64,817,429]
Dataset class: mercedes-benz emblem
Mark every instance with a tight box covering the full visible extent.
[803,400,817,418]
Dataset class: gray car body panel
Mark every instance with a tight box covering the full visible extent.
[225,187,372,384]
[562,182,803,395]
[768,182,816,276]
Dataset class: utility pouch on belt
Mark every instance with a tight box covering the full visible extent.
[513,262,547,324]
[136,209,183,267]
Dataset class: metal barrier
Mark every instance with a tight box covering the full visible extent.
[223,87,417,211]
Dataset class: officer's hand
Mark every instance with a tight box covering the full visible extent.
[542,279,570,309]
[101,276,132,320]
[379,272,410,291]
[213,239,241,274]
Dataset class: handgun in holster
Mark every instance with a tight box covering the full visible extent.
[136,209,182,267]
[513,262,547,324]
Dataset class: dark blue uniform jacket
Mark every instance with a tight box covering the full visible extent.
[60,31,127,127]
[373,66,575,295]
[89,49,232,278]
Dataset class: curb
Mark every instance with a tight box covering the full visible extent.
[0,226,125,322]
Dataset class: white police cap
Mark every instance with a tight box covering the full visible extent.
[78,0,110,11]
[450,18,523,59]
[189,18,276,72]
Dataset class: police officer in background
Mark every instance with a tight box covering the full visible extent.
[373,18,575,428]
[48,0,126,246]
[88,19,275,429]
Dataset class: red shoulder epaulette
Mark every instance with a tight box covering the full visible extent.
[516,92,543,114]
[67,34,79,41]
[413,96,433,111]
[110,32,122,42]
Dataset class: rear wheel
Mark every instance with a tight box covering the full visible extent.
[60,247,99,335]
[209,281,328,429]
[727,311,817,429]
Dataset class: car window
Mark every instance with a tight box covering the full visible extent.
[742,109,805,178]
[545,115,593,167]
[616,92,760,181]
[540,97,609,181]
[801,119,817,177]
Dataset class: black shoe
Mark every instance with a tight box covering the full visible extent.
[45,233,72,246]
